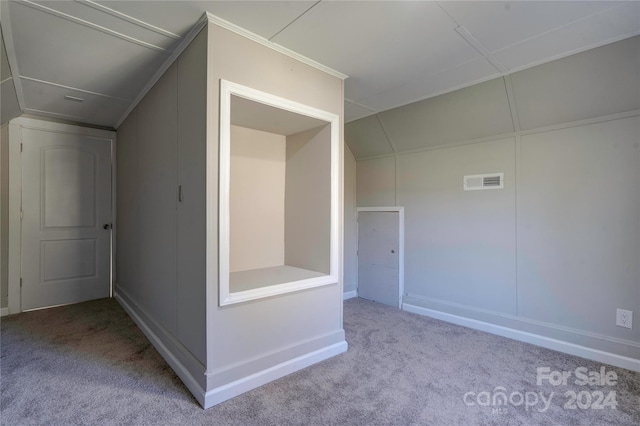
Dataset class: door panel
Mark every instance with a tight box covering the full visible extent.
[21,128,111,311]
[43,147,96,227]
[358,211,399,307]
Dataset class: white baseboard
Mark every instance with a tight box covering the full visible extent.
[116,286,348,409]
[204,341,348,409]
[343,290,357,300]
[114,290,208,407]
[1,307,9,317]
[403,303,640,373]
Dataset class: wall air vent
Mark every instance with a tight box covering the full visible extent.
[463,173,504,191]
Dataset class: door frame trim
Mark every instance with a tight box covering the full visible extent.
[356,206,405,308]
[7,117,116,314]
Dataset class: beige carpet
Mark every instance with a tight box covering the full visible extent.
[1,297,639,425]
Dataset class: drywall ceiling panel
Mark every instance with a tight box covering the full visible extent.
[97,1,315,39]
[31,1,183,50]
[20,78,130,127]
[344,114,393,159]
[438,1,620,53]
[271,1,480,103]
[494,2,640,71]
[1,27,21,124]
[511,36,640,131]
[378,77,514,153]
[8,1,167,100]
[359,57,500,112]
[1,31,11,82]
[344,101,375,123]
[1,79,21,125]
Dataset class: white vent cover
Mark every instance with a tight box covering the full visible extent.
[464,173,504,190]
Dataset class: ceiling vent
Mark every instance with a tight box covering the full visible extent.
[464,173,504,191]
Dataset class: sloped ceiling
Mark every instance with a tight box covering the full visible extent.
[1,30,21,125]
[346,36,640,159]
[1,1,639,128]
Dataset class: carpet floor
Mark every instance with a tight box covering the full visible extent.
[1,297,639,425]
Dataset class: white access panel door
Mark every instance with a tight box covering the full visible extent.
[21,128,112,311]
[358,211,399,307]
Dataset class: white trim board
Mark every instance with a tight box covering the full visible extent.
[205,13,347,80]
[0,307,9,317]
[203,341,348,409]
[218,79,341,306]
[116,285,348,410]
[403,303,640,373]
[343,290,357,300]
[114,290,208,406]
[356,207,405,308]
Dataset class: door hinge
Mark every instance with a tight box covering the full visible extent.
[20,143,23,152]
[20,210,23,220]
[20,278,22,287]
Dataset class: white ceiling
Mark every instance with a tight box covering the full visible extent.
[1,1,639,128]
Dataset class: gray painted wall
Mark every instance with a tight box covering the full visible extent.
[517,119,639,338]
[205,23,345,390]
[353,36,640,360]
[347,36,640,159]
[175,28,208,365]
[399,138,517,314]
[116,28,208,374]
[343,145,357,293]
[116,21,345,406]
[0,124,8,308]
[356,155,396,207]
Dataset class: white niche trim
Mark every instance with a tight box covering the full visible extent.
[219,79,340,306]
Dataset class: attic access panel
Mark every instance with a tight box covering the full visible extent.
[219,80,340,306]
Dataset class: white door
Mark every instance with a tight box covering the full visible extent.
[21,128,112,311]
[357,211,400,307]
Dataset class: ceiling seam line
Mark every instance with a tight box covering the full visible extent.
[455,26,508,74]
[268,0,322,41]
[433,1,460,26]
[22,107,85,121]
[362,110,639,163]
[114,12,210,128]
[502,75,521,133]
[18,0,170,53]
[0,1,26,112]
[79,0,183,40]
[18,76,133,102]
[376,112,400,205]
[374,113,400,206]
[502,74,521,318]
[375,114,396,155]
[491,2,628,56]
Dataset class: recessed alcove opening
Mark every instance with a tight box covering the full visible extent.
[219,80,340,306]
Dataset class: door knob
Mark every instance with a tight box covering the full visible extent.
[103,223,111,230]
[391,250,395,253]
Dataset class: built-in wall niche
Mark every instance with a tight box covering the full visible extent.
[219,80,340,306]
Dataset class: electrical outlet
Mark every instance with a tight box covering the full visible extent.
[616,309,633,329]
